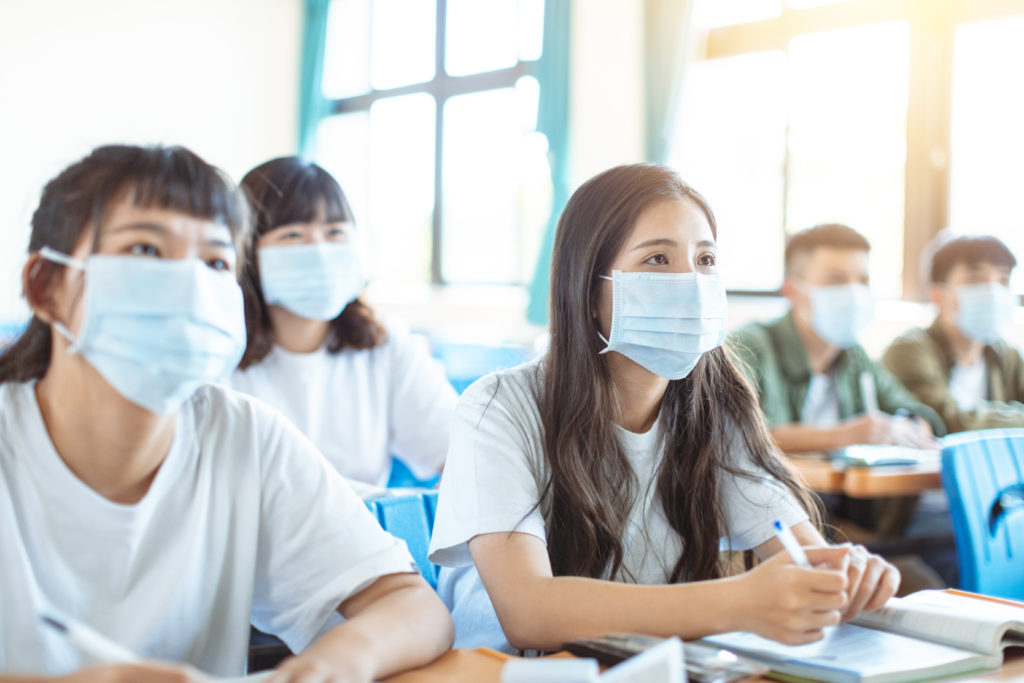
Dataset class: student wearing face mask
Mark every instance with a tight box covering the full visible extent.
[229,157,457,487]
[428,165,899,654]
[729,224,944,457]
[0,145,452,681]
[883,236,1024,432]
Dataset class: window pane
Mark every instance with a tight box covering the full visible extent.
[368,94,436,283]
[950,17,1024,294]
[322,0,371,98]
[371,0,436,89]
[315,111,371,228]
[669,51,788,291]
[693,0,781,29]
[442,79,551,284]
[446,0,518,76]
[786,22,909,298]
[786,0,849,8]
[518,0,545,62]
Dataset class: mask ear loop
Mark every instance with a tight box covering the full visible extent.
[596,273,615,353]
[37,246,87,352]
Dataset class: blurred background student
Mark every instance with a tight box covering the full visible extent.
[231,158,457,487]
[884,235,1024,432]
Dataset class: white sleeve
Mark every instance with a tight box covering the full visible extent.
[720,442,809,551]
[428,373,546,568]
[386,328,459,478]
[251,406,419,652]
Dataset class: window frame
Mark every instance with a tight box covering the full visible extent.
[698,0,1024,299]
[322,0,541,285]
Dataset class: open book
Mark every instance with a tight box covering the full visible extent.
[702,590,1024,682]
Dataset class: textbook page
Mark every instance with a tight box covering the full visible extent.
[852,590,1024,655]
[704,623,999,683]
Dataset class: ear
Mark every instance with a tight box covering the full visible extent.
[928,283,947,309]
[780,278,798,303]
[22,253,63,324]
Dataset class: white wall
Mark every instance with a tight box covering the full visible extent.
[0,0,301,320]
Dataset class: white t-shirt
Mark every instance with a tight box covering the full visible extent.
[801,372,840,427]
[0,381,417,676]
[229,323,457,485]
[428,359,809,651]
[949,359,988,412]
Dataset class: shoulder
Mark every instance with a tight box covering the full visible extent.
[728,320,772,348]
[453,358,545,440]
[189,383,294,447]
[886,326,933,354]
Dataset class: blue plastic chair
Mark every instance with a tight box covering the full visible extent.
[941,429,1024,599]
[432,342,534,394]
[365,491,440,589]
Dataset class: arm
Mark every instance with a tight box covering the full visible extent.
[272,573,453,682]
[871,359,946,436]
[468,529,850,652]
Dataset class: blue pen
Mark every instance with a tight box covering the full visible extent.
[772,519,811,568]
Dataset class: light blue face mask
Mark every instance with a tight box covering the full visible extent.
[258,242,365,321]
[956,282,1017,344]
[808,283,874,349]
[598,270,728,380]
[40,247,247,414]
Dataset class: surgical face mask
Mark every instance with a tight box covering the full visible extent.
[258,242,364,321]
[955,282,1017,344]
[40,247,247,414]
[598,270,728,380]
[807,283,874,349]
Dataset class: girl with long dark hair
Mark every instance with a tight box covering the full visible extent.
[231,157,456,486]
[428,163,899,652]
[0,145,452,680]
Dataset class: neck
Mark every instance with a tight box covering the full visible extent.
[940,315,984,366]
[35,349,176,504]
[605,352,668,433]
[793,310,840,374]
[269,306,330,353]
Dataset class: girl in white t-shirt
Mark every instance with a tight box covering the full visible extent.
[428,163,901,653]
[0,145,452,681]
[229,157,456,486]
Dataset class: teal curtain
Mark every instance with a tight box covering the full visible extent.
[525,0,572,327]
[644,0,696,162]
[297,0,332,158]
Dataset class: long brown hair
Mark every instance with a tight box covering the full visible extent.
[0,144,250,384]
[538,163,821,581]
[238,157,385,368]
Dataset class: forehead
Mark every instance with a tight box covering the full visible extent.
[802,246,868,272]
[626,198,714,244]
[100,197,232,241]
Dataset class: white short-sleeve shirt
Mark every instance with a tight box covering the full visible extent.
[0,381,417,676]
[949,359,988,412]
[427,359,808,651]
[229,322,457,485]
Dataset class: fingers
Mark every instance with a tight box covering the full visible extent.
[863,560,901,612]
[843,551,883,619]
[803,545,851,572]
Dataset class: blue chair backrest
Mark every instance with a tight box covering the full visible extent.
[941,429,1024,599]
[432,342,534,394]
[364,491,439,588]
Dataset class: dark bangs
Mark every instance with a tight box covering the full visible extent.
[931,236,1018,283]
[240,157,354,237]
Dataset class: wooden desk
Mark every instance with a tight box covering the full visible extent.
[785,452,942,498]
[384,648,1024,682]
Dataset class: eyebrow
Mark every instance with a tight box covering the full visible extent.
[108,221,235,250]
[630,238,717,251]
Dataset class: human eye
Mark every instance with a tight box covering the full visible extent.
[644,253,668,266]
[697,252,717,267]
[128,243,160,257]
[327,226,348,240]
[206,257,232,272]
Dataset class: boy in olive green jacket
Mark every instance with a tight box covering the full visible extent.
[883,236,1024,433]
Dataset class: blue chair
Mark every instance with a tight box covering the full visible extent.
[368,491,439,589]
[941,429,1024,599]
[432,341,534,394]
[387,456,441,489]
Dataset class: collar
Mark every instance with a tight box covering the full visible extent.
[927,317,1005,372]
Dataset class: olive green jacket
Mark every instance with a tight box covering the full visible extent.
[882,319,1024,433]
[728,312,945,435]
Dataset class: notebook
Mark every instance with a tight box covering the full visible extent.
[829,445,940,468]
[702,590,1024,682]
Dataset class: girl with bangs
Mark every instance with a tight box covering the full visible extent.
[428,163,900,653]
[0,145,452,681]
[231,158,456,487]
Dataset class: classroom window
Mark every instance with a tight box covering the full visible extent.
[315,0,550,287]
[674,0,1024,297]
